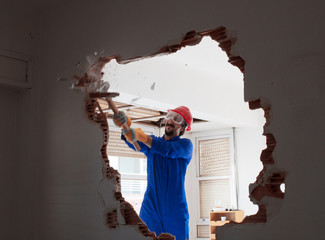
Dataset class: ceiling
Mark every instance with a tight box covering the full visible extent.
[97,98,206,128]
[99,37,264,131]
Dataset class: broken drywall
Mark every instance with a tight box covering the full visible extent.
[69,26,286,240]
[7,1,324,240]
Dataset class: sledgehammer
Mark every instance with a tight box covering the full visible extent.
[105,97,141,151]
[88,92,141,151]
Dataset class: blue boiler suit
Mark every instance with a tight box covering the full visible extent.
[122,134,193,240]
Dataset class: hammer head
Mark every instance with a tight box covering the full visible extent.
[88,92,119,99]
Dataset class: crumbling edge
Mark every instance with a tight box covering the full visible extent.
[74,26,286,240]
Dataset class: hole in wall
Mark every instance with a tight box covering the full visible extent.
[280,183,285,193]
[73,26,286,239]
[101,36,265,237]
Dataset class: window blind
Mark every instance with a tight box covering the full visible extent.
[121,178,147,214]
[197,225,210,238]
[198,138,231,177]
[107,130,145,158]
[121,179,147,195]
[198,135,233,219]
[199,179,231,218]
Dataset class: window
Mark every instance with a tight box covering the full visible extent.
[195,130,237,237]
[197,225,210,239]
[107,130,146,158]
[107,129,151,214]
[109,156,147,214]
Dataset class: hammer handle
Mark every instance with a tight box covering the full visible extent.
[106,98,141,151]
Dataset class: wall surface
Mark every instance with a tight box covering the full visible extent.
[0,87,20,239]
[0,1,40,239]
[235,127,265,216]
[1,0,325,240]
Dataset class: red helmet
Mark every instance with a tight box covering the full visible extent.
[170,106,193,131]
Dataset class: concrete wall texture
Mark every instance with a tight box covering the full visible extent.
[1,0,325,239]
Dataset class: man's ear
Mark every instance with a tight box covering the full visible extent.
[178,125,185,136]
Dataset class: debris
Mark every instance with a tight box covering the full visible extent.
[86,55,97,65]
[150,82,156,90]
[131,96,142,102]
[75,62,81,68]
[97,81,110,93]
[57,77,68,81]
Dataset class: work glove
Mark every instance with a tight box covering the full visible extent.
[113,111,131,128]
[123,128,148,143]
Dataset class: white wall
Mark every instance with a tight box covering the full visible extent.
[2,0,325,240]
[235,127,266,216]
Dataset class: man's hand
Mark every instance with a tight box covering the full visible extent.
[123,128,148,143]
[113,111,131,128]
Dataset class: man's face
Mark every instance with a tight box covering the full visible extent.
[165,118,183,137]
[164,111,185,138]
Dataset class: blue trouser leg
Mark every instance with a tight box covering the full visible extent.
[162,216,189,240]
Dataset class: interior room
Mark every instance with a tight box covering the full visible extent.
[99,36,266,238]
[1,1,325,240]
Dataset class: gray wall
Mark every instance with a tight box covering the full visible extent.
[1,0,325,240]
[0,2,40,239]
[0,87,20,239]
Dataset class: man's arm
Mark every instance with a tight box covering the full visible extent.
[142,135,153,148]
[124,128,192,160]
[121,133,150,154]
[123,128,152,147]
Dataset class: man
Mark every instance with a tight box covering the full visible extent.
[113,106,193,240]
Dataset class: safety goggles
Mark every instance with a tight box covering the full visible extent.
[165,111,184,125]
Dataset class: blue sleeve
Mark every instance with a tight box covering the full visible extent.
[150,136,193,160]
[121,134,150,155]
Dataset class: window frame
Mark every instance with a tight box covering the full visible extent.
[107,124,158,213]
[193,129,238,231]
